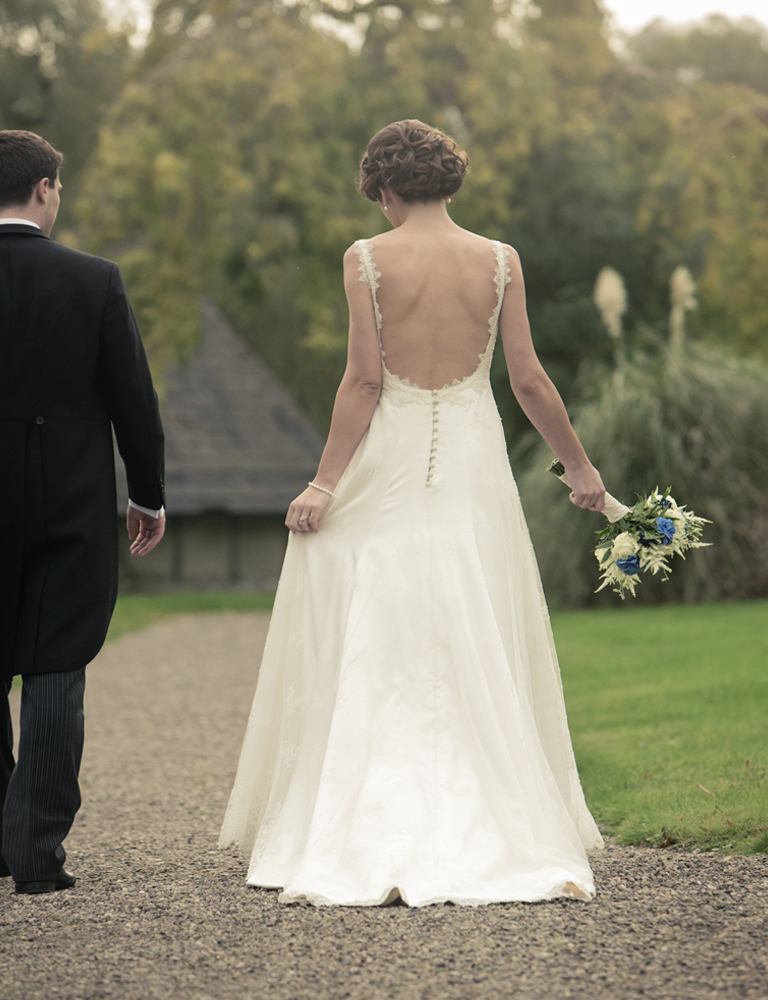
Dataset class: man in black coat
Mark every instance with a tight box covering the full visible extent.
[0,130,166,894]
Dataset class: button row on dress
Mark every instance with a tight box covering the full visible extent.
[427,393,439,487]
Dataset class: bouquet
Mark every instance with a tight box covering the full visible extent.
[548,460,710,598]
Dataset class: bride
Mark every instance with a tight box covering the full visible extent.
[219,120,606,907]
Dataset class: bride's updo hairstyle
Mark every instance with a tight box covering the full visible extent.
[359,119,468,204]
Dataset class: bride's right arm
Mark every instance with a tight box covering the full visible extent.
[285,246,383,533]
[498,246,605,513]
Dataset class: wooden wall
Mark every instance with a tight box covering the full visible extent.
[117,514,289,591]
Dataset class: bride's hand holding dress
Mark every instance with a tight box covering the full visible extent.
[285,486,333,534]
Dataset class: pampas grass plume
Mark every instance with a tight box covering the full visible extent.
[593,266,627,341]
[670,265,697,347]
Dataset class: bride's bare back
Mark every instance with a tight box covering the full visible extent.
[366,226,502,390]
[286,118,605,533]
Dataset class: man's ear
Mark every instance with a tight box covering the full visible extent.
[33,177,52,204]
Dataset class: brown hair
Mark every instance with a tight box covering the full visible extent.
[359,119,468,204]
[0,130,64,209]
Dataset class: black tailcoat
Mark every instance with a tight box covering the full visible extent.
[0,224,164,679]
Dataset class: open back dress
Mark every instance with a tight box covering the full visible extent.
[219,237,603,906]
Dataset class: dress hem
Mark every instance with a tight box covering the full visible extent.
[245,876,596,907]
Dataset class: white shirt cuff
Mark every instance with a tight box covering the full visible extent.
[129,499,165,518]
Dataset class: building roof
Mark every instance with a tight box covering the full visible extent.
[116,301,325,515]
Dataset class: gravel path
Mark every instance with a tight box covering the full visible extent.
[1,612,767,1000]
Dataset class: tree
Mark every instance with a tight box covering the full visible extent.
[72,0,768,442]
[74,2,363,409]
[628,15,768,96]
[0,0,133,224]
[626,81,768,357]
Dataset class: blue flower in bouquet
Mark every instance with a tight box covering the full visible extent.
[617,555,641,575]
[655,516,676,545]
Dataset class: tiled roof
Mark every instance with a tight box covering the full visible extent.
[116,301,324,514]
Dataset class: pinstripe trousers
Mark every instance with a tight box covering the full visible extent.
[0,669,86,882]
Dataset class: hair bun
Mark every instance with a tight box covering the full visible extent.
[359,120,468,204]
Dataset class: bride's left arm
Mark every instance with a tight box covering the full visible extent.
[286,246,383,534]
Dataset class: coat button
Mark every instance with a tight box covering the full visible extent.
[35,415,45,425]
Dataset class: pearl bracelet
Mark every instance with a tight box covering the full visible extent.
[308,481,335,498]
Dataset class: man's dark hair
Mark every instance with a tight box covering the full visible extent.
[0,130,64,209]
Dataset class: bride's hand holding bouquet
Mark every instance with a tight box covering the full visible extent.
[559,460,606,514]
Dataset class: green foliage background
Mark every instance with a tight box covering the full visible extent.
[3,0,768,604]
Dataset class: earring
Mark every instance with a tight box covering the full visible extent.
[382,205,389,212]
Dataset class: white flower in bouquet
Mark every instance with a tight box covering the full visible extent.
[611,532,638,560]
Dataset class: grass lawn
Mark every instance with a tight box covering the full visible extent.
[105,590,275,644]
[553,600,768,855]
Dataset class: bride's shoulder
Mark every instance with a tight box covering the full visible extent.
[484,236,518,257]
[344,236,374,252]
[453,232,522,275]
[488,239,522,275]
[345,231,413,266]
[354,232,397,250]
[342,237,377,268]
[451,229,520,262]
[342,234,387,262]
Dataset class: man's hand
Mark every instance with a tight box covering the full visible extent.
[126,506,166,556]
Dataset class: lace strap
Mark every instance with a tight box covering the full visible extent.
[352,239,383,342]
[489,240,511,336]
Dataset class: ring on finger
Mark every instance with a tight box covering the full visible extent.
[299,514,308,522]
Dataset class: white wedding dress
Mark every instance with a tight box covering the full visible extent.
[219,238,603,906]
